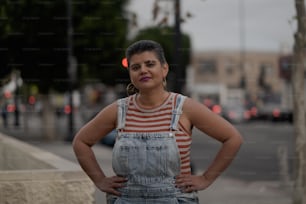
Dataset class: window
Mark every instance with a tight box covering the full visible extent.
[260,63,273,76]
[225,60,236,75]
[198,59,217,74]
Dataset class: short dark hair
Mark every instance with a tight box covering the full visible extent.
[125,40,167,68]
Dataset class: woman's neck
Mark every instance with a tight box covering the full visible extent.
[136,90,170,109]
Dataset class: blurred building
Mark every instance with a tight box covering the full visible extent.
[186,50,287,107]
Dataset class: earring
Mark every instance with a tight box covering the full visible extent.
[163,78,167,88]
[126,83,138,95]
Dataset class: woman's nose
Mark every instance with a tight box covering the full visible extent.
[139,65,148,73]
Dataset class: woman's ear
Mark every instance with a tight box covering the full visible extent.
[162,63,169,78]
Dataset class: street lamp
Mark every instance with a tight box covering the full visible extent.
[13,70,21,127]
[239,0,246,88]
[173,0,183,93]
[65,0,77,141]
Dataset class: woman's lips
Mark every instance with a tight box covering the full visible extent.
[140,77,151,82]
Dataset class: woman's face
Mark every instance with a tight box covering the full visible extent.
[128,51,168,92]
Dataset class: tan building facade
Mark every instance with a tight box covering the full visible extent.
[187,50,284,106]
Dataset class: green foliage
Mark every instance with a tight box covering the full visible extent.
[0,1,68,93]
[73,0,130,86]
[0,0,129,93]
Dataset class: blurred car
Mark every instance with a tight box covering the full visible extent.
[222,104,251,123]
[100,129,117,147]
[203,99,223,115]
[84,111,117,147]
[244,102,258,120]
[257,102,292,122]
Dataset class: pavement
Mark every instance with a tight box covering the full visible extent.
[32,141,293,204]
[0,114,293,204]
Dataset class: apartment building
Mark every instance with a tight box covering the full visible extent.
[186,50,284,107]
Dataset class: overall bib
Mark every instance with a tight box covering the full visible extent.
[107,94,199,204]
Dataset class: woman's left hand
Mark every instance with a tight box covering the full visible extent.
[175,174,214,192]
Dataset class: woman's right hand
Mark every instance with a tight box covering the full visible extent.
[96,176,127,196]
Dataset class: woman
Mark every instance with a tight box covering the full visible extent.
[72,40,243,203]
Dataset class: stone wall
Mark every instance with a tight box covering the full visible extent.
[0,133,95,204]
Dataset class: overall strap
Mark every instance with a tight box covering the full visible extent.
[116,97,129,130]
[170,94,186,131]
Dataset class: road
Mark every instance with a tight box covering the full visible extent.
[1,112,294,182]
[0,116,294,204]
[191,121,294,182]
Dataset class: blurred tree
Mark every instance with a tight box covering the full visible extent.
[0,1,69,135]
[0,0,129,91]
[128,26,191,92]
[73,0,129,86]
[0,0,129,139]
[0,1,68,93]
[292,0,306,203]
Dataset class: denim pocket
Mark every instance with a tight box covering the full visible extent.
[106,194,118,204]
[176,192,199,204]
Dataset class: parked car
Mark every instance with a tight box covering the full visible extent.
[222,104,251,123]
[257,102,292,122]
[202,99,223,115]
[84,111,117,147]
[100,129,117,147]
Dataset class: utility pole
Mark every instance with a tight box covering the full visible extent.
[173,0,182,93]
[13,70,20,127]
[292,0,306,203]
[239,0,246,88]
[65,0,77,141]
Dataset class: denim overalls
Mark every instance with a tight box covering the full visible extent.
[106,94,199,204]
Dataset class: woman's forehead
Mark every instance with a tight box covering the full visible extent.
[129,51,158,63]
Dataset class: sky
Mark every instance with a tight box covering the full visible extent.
[126,0,296,52]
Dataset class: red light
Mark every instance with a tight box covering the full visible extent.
[121,57,128,68]
[273,108,281,118]
[64,105,71,114]
[250,107,258,116]
[7,104,16,112]
[212,105,222,114]
[4,91,12,99]
[28,96,36,105]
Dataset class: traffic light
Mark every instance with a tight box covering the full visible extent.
[121,57,128,68]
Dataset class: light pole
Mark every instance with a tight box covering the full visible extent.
[65,0,77,141]
[13,70,21,127]
[152,0,183,93]
[239,0,246,88]
[173,0,183,93]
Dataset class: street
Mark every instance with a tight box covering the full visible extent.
[191,121,294,182]
[0,111,294,183]
[0,115,294,204]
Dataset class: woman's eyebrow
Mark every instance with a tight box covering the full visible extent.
[144,60,156,64]
[130,63,140,68]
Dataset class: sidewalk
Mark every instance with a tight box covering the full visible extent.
[0,116,293,204]
[30,140,292,204]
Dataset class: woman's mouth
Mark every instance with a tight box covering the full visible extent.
[140,77,151,82]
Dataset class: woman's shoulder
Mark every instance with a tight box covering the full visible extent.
[116,95,134,106]
[170,92,192,104]
[177,94,207,112]
[170,92,189,98]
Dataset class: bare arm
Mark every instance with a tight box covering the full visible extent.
[72,102,126,195]
[176,98,243,191]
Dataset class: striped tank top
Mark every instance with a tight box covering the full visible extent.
[122,92,192,175]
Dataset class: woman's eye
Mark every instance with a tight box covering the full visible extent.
[147,63,155,67]
[130,66,139,71]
